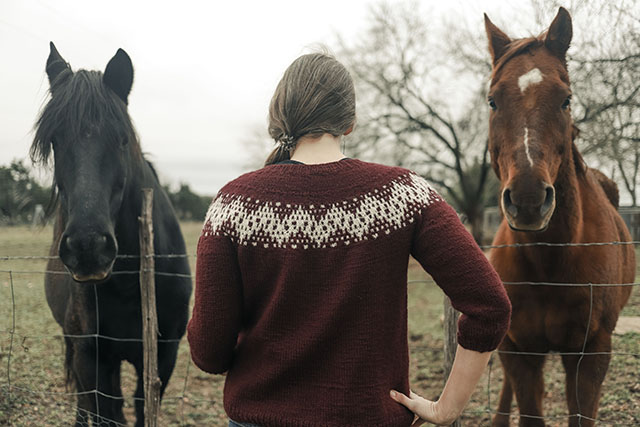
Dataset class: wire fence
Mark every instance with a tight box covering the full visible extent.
[1,240,639,426]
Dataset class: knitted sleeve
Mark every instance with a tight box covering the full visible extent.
[187,231,243,374]
[411,194,511,352]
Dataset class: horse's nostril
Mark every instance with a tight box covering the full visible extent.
[541,185,556,215]
[95,234,108,251]
[545,186,555,202]
[65,235,74,250]
[503,188,511,204]
[503,188,518,218]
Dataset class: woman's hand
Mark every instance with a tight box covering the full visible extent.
[389,389,456,426]
[390,346,493,426]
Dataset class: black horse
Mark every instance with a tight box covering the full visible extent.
[31,43,192,426]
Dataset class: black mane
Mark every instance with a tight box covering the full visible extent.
[31,68,142,165]
[31,67,145,214]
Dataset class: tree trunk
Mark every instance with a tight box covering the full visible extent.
[468,210,485,246]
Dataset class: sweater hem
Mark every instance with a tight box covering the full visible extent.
[225,405,413,427]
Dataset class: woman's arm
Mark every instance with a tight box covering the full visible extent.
[399,178,511,424]
[187,233,243,374]
[390,345,492,426]
[410,194,511,353]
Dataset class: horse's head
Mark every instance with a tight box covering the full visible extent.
[32,43,140,282]
[484,8,574,232]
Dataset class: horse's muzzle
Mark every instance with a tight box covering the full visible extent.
[59,231,118,283]
[502,184,555,232]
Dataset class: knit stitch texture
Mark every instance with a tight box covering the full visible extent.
[187,158,511,427]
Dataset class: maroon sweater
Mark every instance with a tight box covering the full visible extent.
[187,158,511,427]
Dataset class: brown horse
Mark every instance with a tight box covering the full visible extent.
[484,8,635,427]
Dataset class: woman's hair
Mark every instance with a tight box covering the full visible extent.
[265,53,356,166]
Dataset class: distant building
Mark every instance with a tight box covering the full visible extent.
[32,204,45,227]
[619,207,640,241]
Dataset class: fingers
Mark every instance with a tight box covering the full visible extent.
[389,390,416,411]
[391,389,440,425]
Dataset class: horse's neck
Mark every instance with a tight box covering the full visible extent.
[510,155,582,248]
[546,167,584,241]
[526,150,593,246]
[114,161,159,253]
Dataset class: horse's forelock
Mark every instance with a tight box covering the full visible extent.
[31,69,142,165]
[491,37,544,83]
[491,29,572,87]
[31,68,143,213]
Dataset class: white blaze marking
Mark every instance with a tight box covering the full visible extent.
[518,68,543,93]
[524,127,534,167]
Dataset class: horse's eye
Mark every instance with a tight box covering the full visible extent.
[488,97,497,111]
[561,95,571,110]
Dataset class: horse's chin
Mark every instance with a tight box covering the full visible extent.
[71,270,112,284]
[507,222,550,233]
[505,215,552,233]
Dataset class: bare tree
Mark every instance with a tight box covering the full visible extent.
[530,0,640,205]
[242,124,275,171]
[338,0,640,254]
[339,2,498,243]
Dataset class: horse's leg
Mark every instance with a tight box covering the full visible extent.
[133,359,145,427]
[62,337,88,426]
[157,341,180,399]
[495,336,546,427]
[92,359,126,426]
[492,364,513,426]
[70,338,98,427]
[130,342,180,426]
[561,329,612,427]
[109,362,126,425]
[72,341,125,426]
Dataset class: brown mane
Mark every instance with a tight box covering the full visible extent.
[492,36,544,81]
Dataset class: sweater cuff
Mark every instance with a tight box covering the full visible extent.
[456,308,511,352]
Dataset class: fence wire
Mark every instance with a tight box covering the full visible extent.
[1,240,639,425]
[0,250,210,426]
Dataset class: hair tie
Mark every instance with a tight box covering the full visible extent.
[278,135,297,152]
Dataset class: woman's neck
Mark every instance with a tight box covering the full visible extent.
[290,133,346,165]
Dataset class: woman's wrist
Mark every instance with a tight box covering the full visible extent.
[432,398,460,426]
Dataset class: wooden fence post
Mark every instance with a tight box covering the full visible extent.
[443,296,461,427]
[139,188,161,427]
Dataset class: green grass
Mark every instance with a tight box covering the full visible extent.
[1,225,639,426]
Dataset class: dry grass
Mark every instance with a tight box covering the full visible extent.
[0,224,638,426]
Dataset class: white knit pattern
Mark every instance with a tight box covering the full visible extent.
[203,173,441,249]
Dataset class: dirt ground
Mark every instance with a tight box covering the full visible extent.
[615,316,640,335]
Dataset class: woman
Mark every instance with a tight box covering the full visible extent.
[187,53,511,427]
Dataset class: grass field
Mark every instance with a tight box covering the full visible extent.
[0,223,639,426]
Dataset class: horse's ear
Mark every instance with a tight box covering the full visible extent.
[46,42,70,85]
[484,14,511,66]
[545,7,572,60]
[103,48,134,104]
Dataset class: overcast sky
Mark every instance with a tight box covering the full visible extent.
[1,0,539,196]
